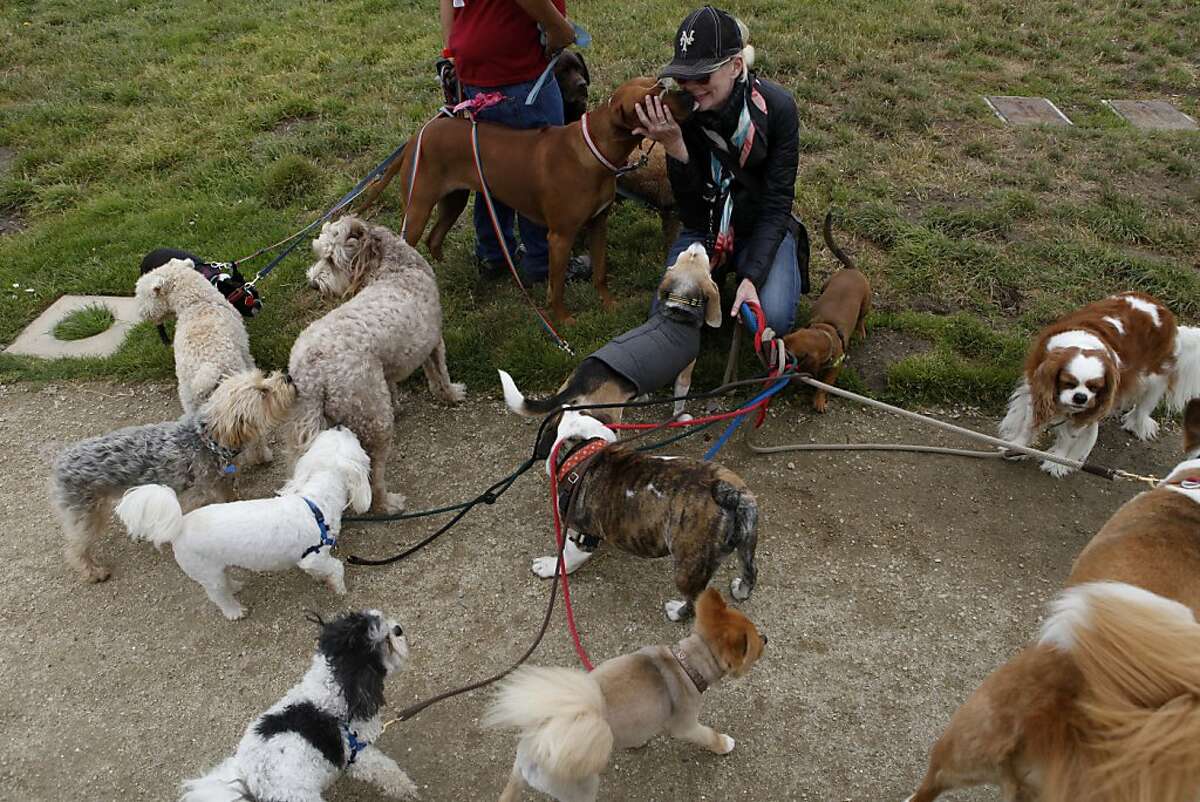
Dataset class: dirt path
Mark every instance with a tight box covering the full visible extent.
[0,379,1184,801]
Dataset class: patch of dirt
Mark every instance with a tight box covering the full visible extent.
[0,380,1187,801]
[850,329,935,392]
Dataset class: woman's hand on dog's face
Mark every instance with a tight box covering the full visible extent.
[635,95,687,162]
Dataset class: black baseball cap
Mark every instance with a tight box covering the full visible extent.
[658,6,743,82]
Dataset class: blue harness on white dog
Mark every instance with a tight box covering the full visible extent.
[301,498,335,558]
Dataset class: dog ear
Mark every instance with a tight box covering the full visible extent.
[1090,352,1120,419]
[1031,353,1066,428]
[702,276,722,328]
[348,225,383,295]
[577,51,590,86]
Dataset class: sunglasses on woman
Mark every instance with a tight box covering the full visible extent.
[679,58,734,86]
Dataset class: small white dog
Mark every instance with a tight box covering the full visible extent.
[115,426,371,620]
[136,258,272,464]
[181,609,418,802]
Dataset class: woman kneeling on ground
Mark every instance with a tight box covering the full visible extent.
[637,5,805,335]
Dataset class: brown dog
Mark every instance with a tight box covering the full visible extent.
[484,588,767,802]
[908,457,1200,802]
[617,137,680,256]
[365,77,694,324]
[498,241,720,450]
[532,411,759,623]
[553,50,590,124]
[781,213,871,412]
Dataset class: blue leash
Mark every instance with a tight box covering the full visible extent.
[703,303,791,461]
[525,22,592,106]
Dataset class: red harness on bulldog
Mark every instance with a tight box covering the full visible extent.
[555,438,608,552]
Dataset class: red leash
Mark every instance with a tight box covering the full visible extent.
[547,440,594,671]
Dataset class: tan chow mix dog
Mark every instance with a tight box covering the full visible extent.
[908,456,1200,802]
[780,213,871,412]
[484,588,767,802]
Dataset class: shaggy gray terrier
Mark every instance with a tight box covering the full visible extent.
[289,216,465,514]
[50,370,296,583]
[135,259,275,465]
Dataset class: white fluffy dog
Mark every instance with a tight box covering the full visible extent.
[288,216,465,515]
[136,258,272,464]
[181,609,418,802]
[115,426,371,620]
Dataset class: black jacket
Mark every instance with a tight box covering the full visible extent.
[667,73,799,287]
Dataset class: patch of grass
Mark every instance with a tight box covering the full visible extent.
[0,0,1197,414]
[52,303,115,341]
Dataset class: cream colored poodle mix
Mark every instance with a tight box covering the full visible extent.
[289,216,465,514]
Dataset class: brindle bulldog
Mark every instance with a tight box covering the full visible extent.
[535,411,760,622]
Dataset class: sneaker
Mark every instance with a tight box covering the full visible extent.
[521,255,593,285]
[475,243,526,282]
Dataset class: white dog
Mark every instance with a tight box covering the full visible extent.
[135,258,272,464]
[181,609,418,802]
[115,426,371,620]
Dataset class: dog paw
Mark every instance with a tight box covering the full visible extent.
[440,382,466,405]
[384,493,407,514]
[664,600,691,622]
[329,578,348,595]
[1121,411,1159,441]
[716,734,735,754]
[79,563,112,583]
[730,577,752,601]
[222,605,247,621]
[531,556,560,579]
[385,770,420,799]
[812,394,829,414]
[1040,459,1073,479]
[228,577,245,592]
[675,412,694,423]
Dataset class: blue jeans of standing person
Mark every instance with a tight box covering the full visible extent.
[462,78,564,282]
[661,229,801,335]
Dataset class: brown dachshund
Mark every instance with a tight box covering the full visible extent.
[363,77,694,324]
[781,213,871,412]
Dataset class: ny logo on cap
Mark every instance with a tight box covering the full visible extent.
[680,29,695,54]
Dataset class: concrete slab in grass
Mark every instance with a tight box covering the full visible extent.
[1103,99,1198,131]
[983,95,1073,126]
[5,295,140,359]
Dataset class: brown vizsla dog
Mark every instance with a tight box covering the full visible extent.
[781,213,871,412]
[364,77,695,324]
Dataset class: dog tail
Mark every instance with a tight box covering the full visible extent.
[822,211,857,270]
[712,481,757,549]
[115,484,184,548]
[179,758,251,802]
[498,369,568,416]
[1167,325,1200,412]
[482,665,614,781]
[1037,581,1200,802]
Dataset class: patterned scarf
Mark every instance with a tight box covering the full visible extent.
[703,78,768,267]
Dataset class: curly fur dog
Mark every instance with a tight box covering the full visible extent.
[537,411,759,622]
[181,609,418,802]
[136,257,275,464]
[50,370,295,583]
[485,588,767,802]
[114,426,371,620]
[289,216,465,514]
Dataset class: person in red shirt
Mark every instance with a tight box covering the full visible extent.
[439,0,589,284]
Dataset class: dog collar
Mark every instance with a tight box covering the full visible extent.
[670,643,709,694]
[581,113,641,176]
[201,434,239,475]
[1163,475,1200,490]
[300,498,335,558]
[665,293,704,309]
[815,325,846,370]
[555,438,608,550]
[341,723,368,766]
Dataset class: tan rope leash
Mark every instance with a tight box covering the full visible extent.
[750,376,1161,488]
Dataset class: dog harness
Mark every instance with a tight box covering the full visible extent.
[555,438,609,552]
[590,308,703,396]
[301,498,335,558]
[341,723,368,766]
[669,644,709,694]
